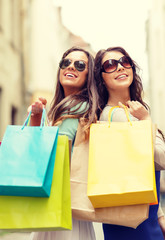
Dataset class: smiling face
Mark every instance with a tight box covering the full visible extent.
[59,51,88,96]
[101,51,133,93]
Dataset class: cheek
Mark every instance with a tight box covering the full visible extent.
[102,73,113,85]
[129,70,134,83]
[80,71,88,84]
[59,71,63,84]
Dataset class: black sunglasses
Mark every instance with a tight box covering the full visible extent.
[59,58,87,72]
[101,56,133,73]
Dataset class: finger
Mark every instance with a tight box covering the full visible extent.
[31,108,43,115]
[132,101,141,107]
[127,100,137,109]
[31,103,43,114]
[118,101,125,108]
[132,101,144,111]
[135,101,145,110]
[27,105,32,113]
[38,97,47,106]
[126,101,136,114]
[135,101,141,105]
[126,100,132,106]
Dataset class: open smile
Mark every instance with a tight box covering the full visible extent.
[115,74,128,80]
[64,72,77,78]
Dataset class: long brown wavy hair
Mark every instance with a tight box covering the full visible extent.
[48,46,98,131]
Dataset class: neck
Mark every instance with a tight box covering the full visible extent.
[107,89,131,106]
[64,88,74,97]
[63,87,80,97]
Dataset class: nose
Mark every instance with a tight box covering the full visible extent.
[67,62,75,70]
[117,63,124,71]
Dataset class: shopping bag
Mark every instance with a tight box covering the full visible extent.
[87,106,157,208]
[71,124,149,229]
[0,109,59,197]
[0,135,72,231]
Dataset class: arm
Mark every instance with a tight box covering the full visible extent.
[154,131,165,170]
[58,102,88,141]
[58,102,88,144]
[158,216,165,239]
[158,204,165,239]
[58,118,79,141]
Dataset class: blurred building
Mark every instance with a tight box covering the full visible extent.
[146,0,165,132]
[0,0,94,139]
[0,0,23,139]
[28,0,94,106]
[147,0,165,209]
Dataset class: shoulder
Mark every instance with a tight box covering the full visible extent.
[59,118,79,141]
[99,105,127,121]
[99,105,111,121]
[99,105,137,122]
[71,101,89,114]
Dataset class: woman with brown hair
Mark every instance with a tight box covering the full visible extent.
[94,46,165,240]
[29,46,98,240]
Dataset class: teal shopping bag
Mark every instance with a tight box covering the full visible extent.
[0,109,59,197]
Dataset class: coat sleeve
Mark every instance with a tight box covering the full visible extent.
[158,203,165,218]
[154,130,165,170]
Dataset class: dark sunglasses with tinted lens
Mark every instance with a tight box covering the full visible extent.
[102,56,133,73]
[59,58,87,72]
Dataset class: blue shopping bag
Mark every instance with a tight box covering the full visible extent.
[0,109,59,197]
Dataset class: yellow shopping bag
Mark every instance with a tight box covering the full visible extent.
[71,124,149,229]
[0,136,72,231]
[87,106,157,208]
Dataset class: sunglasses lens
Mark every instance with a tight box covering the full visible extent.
[121,56,133,68]
[102,56,133,73]
[74,61,86,72]
[59,59,71,69]
[59,59,86,72]
[103,59,117,73]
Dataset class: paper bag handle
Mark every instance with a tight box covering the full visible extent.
[21,108,48,130]
[108,105,132,127]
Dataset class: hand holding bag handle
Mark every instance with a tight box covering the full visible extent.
[22,108,48,130]
[0,107,58,197]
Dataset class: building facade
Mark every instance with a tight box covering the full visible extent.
[0,0,93,140]
[147,0,165,132]
[0,0,24,139]
[147,0,165,210]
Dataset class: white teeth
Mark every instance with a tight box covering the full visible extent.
[117,75,127,79]
[66,73,74,77]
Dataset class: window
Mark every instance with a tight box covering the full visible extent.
[11,106,17,125]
